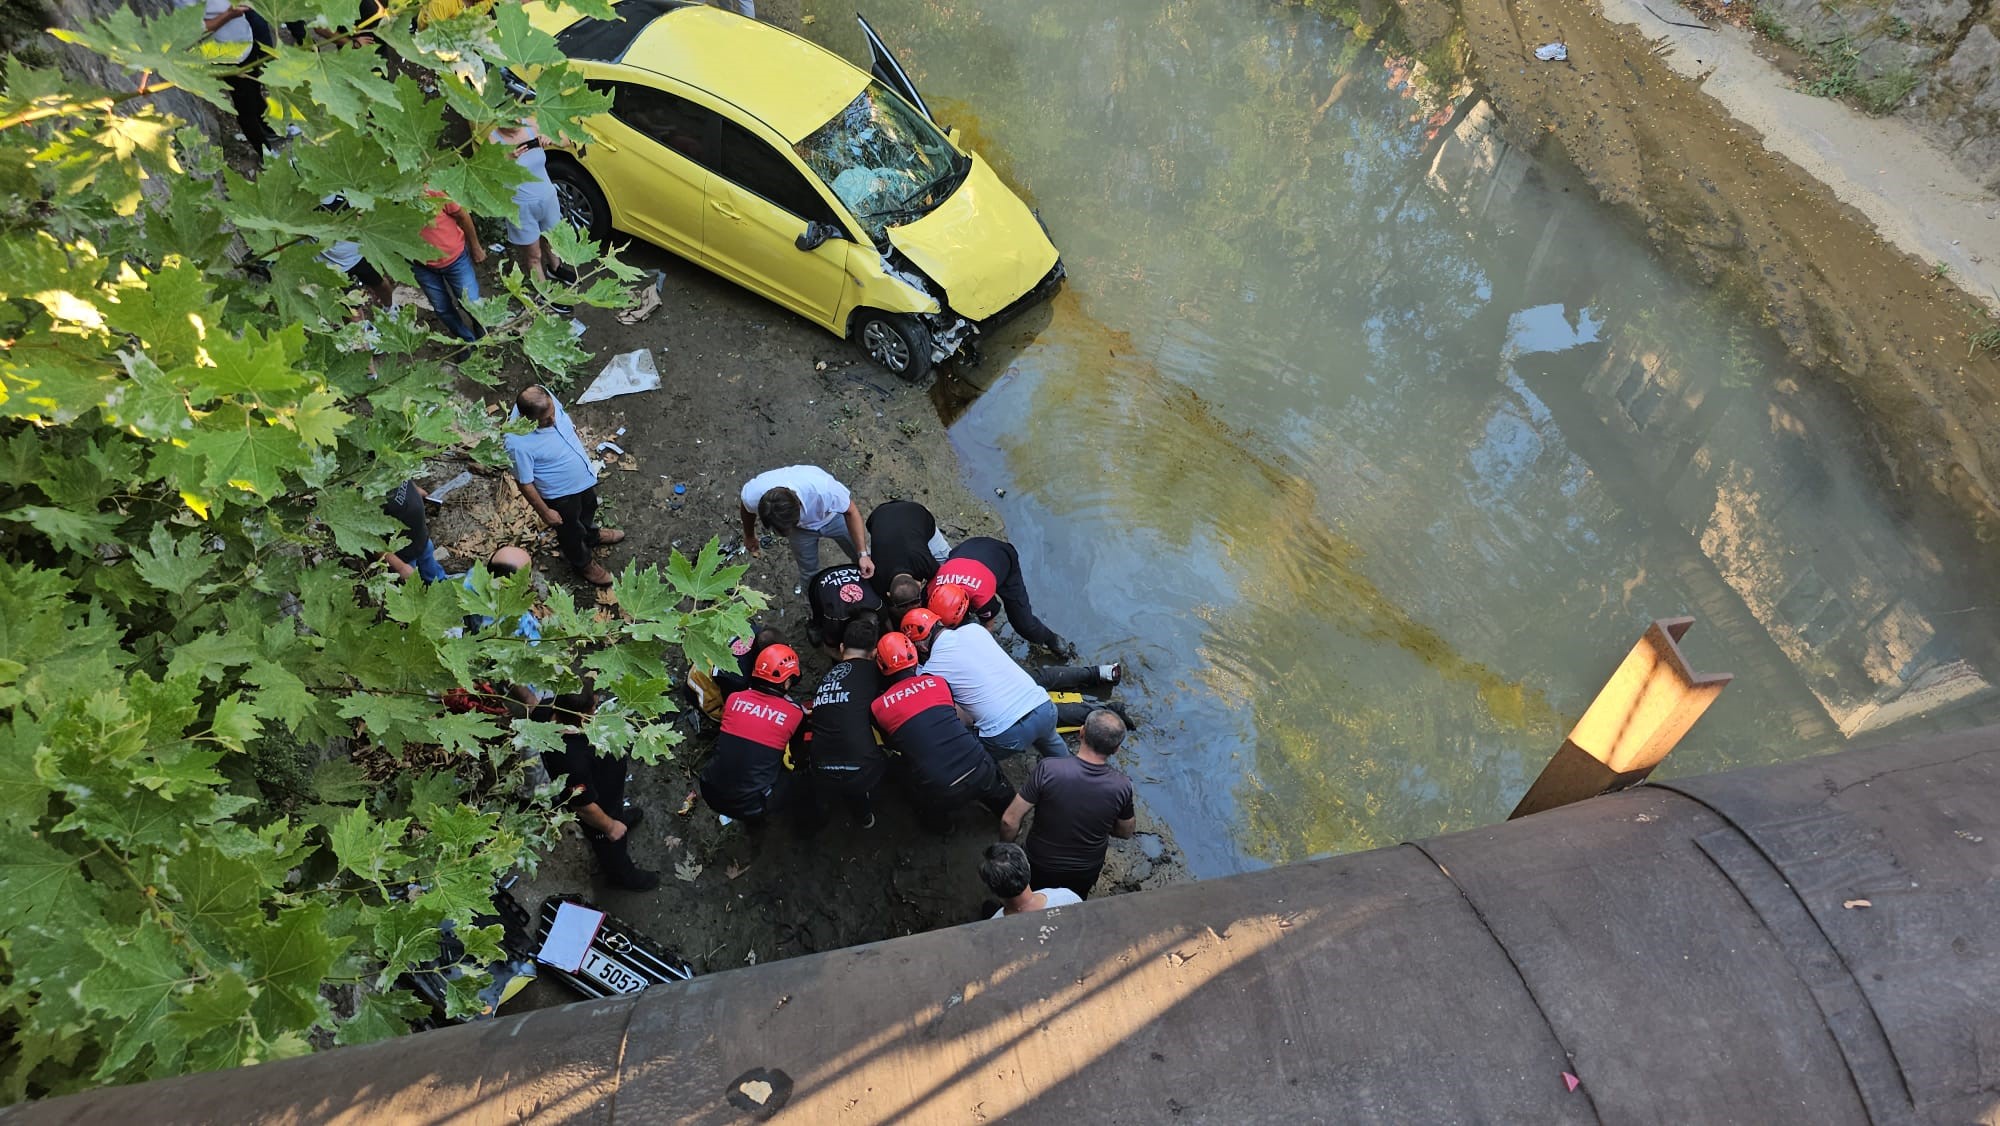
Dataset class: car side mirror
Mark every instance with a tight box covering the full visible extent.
[796,221,843,252]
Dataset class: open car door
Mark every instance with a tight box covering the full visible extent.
[856,13,933,122]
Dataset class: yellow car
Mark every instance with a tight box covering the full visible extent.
[525,1,1064,380]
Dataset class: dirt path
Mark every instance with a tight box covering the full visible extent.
[428,245,1189,1001]
[1388,0,2000,544]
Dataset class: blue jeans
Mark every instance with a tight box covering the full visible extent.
[412,540,447,583]
[412,250,483,342]
[980,699,1068,760]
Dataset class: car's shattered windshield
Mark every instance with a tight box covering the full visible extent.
[796,83,960,237]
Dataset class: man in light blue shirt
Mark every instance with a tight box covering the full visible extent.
[505,384,624,586]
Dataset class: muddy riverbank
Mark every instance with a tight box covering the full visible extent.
[1315,0,2000,545]
[421,245,1189,999]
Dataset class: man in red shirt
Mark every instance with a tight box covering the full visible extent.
[412,189,487,344]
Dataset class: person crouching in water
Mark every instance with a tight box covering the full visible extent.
[698,644,808,829]
[806,617,890,829]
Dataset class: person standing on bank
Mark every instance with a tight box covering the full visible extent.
[506,384,624,587]
[412,188,487,345]
[381,479,446,582]
[179,0,279,154]
[999,708,1135,899]
[535,691,659,891]
[490,122,577,290]
[739,465,873,582]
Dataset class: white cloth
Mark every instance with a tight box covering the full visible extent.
[740,465,851,530]
[991,887,1082,918]
[319,239,364,271]
[180,0,253,63]
[922,623,1046,738]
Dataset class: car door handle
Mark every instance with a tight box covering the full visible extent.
[710,200,741,220]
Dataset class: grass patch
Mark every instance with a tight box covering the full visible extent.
[1751,7,1797,43]
[1858,68,1920,113]
[1972,324,2000,357]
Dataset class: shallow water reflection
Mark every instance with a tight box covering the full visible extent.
[807,0,2000,873]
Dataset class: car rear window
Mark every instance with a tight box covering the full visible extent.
[555,0,690,63]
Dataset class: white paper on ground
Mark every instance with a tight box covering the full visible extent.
[425,469,475,505]
[576,349,660,404]
[537,902,606,971]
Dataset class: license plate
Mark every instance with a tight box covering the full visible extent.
[579,947,649,995]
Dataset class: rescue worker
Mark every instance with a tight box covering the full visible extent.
[698,644,808,828]
[806,561,884,654]
[905,591,1065,760]
[806,617,890,828]
[931,535,1073,657]
[869,633,1016,831]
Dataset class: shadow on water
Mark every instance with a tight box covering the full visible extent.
[805,0,2000,871]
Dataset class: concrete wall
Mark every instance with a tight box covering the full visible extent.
[1758,0,2000,192]
[14,727,2000,1123]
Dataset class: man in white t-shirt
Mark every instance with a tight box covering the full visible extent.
[909,608,1067,760]
[739,465,873,583]
[179,0,278,153]
[980,843,1082,918]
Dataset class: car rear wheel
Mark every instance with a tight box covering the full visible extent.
[548,159,612,245]
[853,311,933,382]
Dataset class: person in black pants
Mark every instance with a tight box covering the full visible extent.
[868,633,1016,832]
[930,536,1074,658]
[864,498,950,599]
[535,693,659,891]
[504,384,625,587]
[805,618,890,828]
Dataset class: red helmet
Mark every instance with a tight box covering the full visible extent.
[752,643,800,685]
[900,607,943,644]
[876,632,919,675]
[927,582,971,627]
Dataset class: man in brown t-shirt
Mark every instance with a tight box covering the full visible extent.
[999,709,1135,898]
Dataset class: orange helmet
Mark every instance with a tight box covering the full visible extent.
[876,632,919,675]
[927,582,971,627]
[900,607,943,644]
[752,643,800,685]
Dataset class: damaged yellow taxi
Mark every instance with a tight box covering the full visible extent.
[525,0,1063,380]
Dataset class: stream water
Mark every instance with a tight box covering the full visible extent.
[805,0,2000,874]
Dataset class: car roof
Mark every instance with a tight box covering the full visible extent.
[542,2,868,143]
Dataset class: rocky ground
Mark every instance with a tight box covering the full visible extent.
[417,242,1189,1008]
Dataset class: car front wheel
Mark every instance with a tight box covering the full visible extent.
[853,311,933,382]
[548,159,612,245]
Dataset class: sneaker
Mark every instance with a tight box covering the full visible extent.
[616,869,662,892]
[580,562,615,587]
[1097,663,1122,686]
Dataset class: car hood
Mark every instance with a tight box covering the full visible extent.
[885,155,1058,321]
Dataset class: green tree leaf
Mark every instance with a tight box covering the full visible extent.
[128,525,215,600]
[76,920,194,1079]
[329,804,413,882]
[334,988,429,1047]
[0,829,93,934]
[1,505,121,553]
